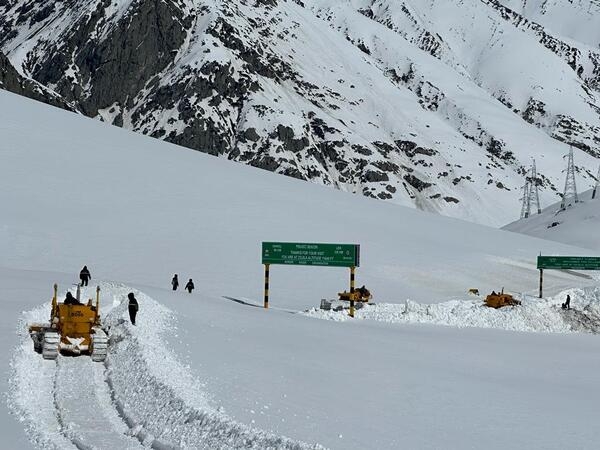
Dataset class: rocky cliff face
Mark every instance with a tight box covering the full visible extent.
[0,51,73,110]
[1,0,599,226]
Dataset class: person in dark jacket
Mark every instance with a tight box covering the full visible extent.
[185,279,194,293]
[64,292,80,305]
[562,294,571,310]
[171,274,179,291]
[128,292,139,325]
[80,266,91,286]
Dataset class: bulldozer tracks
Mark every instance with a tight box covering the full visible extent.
[53,351,143,449]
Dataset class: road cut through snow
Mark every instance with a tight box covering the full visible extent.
[54,357,142,450]
[8,282,324,450]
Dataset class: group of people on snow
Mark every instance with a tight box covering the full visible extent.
[63,265,139,325]
[171,274,195,293]
[60,266,203,328]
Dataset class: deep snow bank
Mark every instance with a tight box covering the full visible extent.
[303,287,600,334]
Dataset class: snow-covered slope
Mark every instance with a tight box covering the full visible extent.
[504,188,600,250]
[2,88,600,449]
[1,89,596,307]
[1,0,600,226]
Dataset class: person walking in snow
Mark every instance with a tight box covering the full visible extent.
[185,278,194,294]
[172,274,179,291]
[562,294,571,310]
[127,292,139,325]
[79,265,91,286]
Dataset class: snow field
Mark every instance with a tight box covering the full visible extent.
[303,286,600,334]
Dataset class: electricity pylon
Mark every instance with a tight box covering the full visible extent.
[519,159,542,219]
[593,164,600,200]
[527,159,541,215]
[560,146,578,209]
[520,180,530,219]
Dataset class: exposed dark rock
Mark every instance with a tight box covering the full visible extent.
[364,170,389,183]
[0,51,73,110]
[443,196,460,203]
[373,161,400,173]
[272,125,309,153]
[404,174,432,191]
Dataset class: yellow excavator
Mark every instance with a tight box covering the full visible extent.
[28,284,107,361]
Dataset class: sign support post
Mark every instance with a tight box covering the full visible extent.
[539,269,543,299]
[349,266,356,318]
[264,264,270,309]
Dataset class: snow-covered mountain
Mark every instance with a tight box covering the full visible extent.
[1,0,600,226]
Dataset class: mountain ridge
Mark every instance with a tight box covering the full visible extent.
[1,0,599,226]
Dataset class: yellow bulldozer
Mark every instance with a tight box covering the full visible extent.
[28,284,108,361]
[484,288,521,309]
[338,285,372,302]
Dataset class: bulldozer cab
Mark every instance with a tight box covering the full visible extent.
[338,286,372,302]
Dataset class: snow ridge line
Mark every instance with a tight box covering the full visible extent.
[103,287,325,450]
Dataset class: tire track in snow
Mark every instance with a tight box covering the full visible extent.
[54,357,142,450]
[8,307,77,450]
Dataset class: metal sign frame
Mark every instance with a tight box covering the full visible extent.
[261,242,361,312]
[262,242,360,267]
[537,256,600,270]
[536,255,600,298]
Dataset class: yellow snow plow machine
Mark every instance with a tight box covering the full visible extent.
[484,288,521,309]
[338,286,372,303]
[28,284,107,361]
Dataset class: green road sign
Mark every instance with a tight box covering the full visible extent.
[262,242,360,267]
[537,256,600,270]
